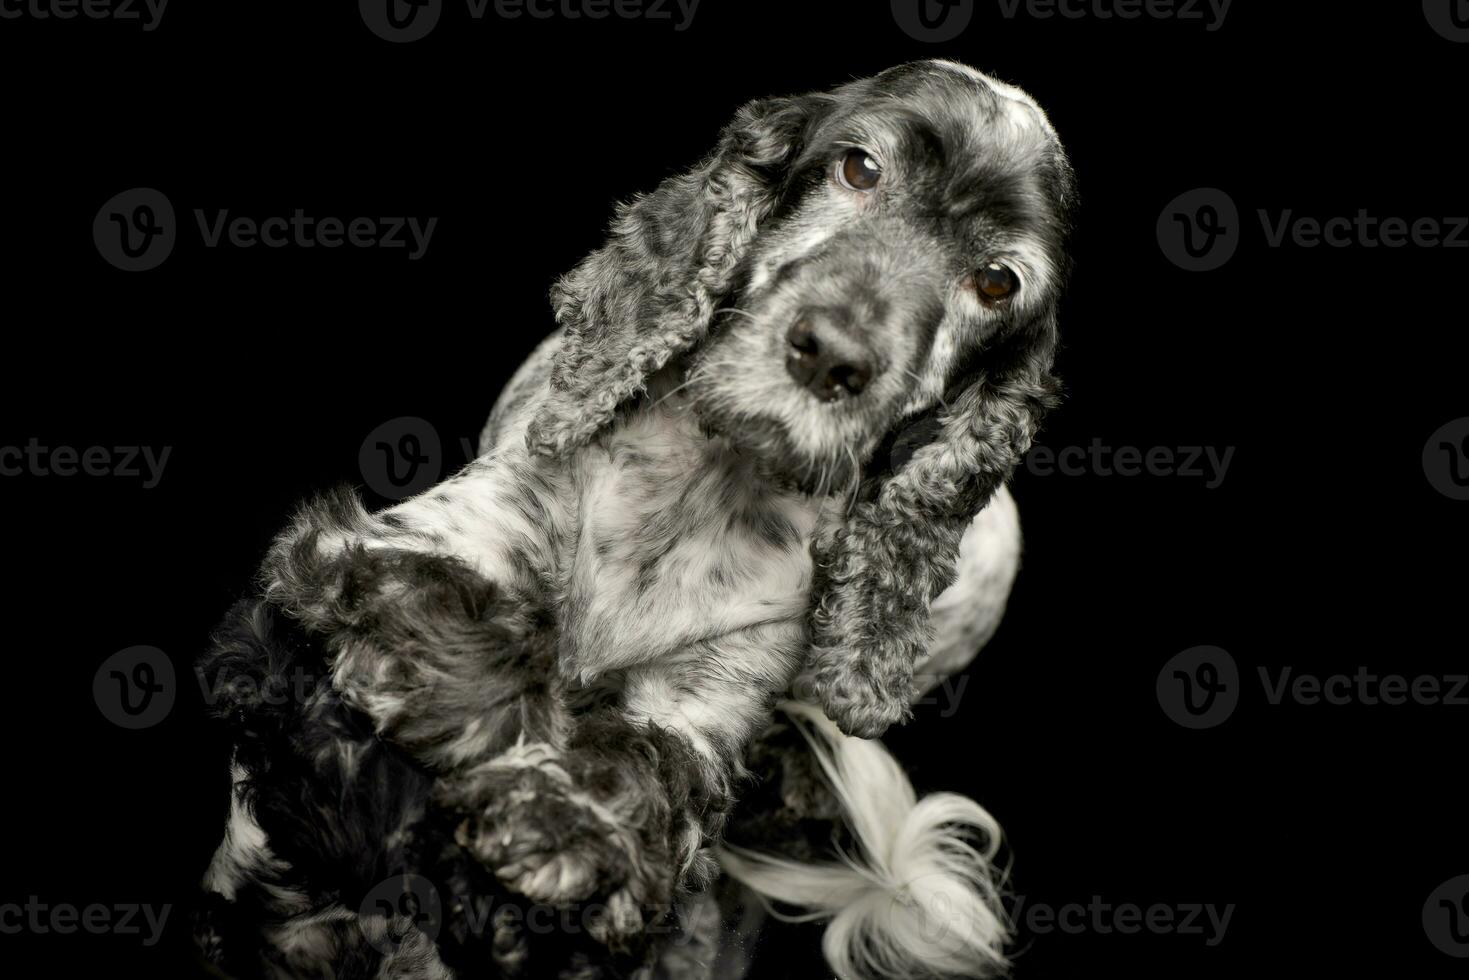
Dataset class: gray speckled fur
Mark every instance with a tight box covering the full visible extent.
[517,61,1073,739]
[803,355,1060,736]
[525,95,818,458]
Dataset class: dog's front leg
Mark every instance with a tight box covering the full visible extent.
[616,627,809,874]
[433,624,803,949]
[257,442,589,769]
[435,704,710,949]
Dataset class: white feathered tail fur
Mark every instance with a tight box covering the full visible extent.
[717,701,1010,979]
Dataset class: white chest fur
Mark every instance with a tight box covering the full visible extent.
[559,403,822,680]
[373,399,826,685]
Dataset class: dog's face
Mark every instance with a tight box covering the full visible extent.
[688,61,1072,492]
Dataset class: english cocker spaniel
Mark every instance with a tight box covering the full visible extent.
[194,60,1074,980]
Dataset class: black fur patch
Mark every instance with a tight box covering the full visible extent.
[196,495,653,977]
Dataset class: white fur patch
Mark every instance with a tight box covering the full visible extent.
[919,485,1023,688]
[202,762,294,906]
[718,702,1010,980]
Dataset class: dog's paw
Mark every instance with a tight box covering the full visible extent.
[445,762,614,902]
[778,743,843,820]
[586,888,645,946]
[435,755,659,945]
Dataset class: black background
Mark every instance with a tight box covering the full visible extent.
[1,1,1465,976]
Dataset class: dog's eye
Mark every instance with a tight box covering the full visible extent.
[837,150,882,191]
[974,262,1018,302]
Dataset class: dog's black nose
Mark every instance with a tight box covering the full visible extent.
[785,311,876,402]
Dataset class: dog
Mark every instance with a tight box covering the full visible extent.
[194,59,1074,979]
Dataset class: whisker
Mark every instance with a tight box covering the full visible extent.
[651,376,700,409]
[901,369,947,410]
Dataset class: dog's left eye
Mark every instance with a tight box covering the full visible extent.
[974,262,1018,301]
[837,150,882,191]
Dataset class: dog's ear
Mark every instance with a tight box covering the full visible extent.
[803,302,1063,739]
[526,94,825,457]
[804,132,1076,740]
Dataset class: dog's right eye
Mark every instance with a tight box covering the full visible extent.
[974,262,1019,302]
[837,150,882,192]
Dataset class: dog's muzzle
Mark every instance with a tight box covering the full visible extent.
[769,224,947,406]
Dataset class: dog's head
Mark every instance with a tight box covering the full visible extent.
[529,61,1075,738]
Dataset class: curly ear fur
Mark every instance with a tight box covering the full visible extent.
[805,323,1062,738]
[804,99,1077,739]
[526,95,822,457]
